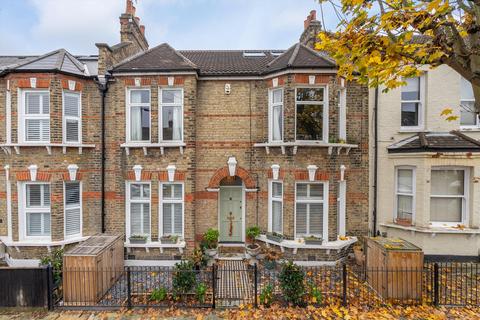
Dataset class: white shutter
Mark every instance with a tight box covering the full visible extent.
[163,203,172,234]
[309,203,323,236]
[27,212,42,236]
[142,203,150,235]
[130,203,142,235]
[65,183,81,237]
[65,207,81,236]
[26,185,42,207]
[26,94,41,114]
[63,92,80,143]
[296,203,307,236]
[64,94,79,117]
[41,93,50,114]
[66,119,79,142]
[173,203,182,235]
[272,201,282,233]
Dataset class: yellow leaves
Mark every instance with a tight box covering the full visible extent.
[440,108,453,116]
[441,108,459,122]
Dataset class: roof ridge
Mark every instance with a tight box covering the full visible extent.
[287,43,301,66]
[299,43,337,66]
[164,43,197,69]
[111,43,160,70]
[450,130,480,146]
[266,43,297,68]
[12,49,62,69]
[418,132,429,147]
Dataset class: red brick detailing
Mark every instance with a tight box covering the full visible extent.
[0,192,6,199]
[16,79,50,88]
[61,172,83,181]
[158,171,186,181]
[185,193,194,202]
[105,191,123,200]
[207,166,256,189]
[15,171,51,181]
[157,76,185,85]
[126,171,153,181]
[123,78,152,86]
[266,76,286,88]
[195,191,218,200]
[293,74,333,84]
[83,191,101,199]
[267,168,286,180]
[294,170,329,181]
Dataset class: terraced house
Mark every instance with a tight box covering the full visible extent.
[0,2,369,265]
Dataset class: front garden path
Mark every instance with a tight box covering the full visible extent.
[215,259,254,308]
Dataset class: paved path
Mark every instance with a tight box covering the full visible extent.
[215,259,254,307]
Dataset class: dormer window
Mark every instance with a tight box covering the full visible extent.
[295,87,327,142]
[269,88,283,142]
[20,90,50,143]
[127,88,151,142]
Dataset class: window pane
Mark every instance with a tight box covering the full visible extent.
[401,103,419,126]
[130,90,150,104]
[272,89,283,104]
[43,185,50,205]
[296,104,323,140]
[130,184,141,199]
[397,195,413,221]
[162,89,182,104]
[402,77,420,100]
[130,203,143,234]
[461,77,474,100]
[173,203,182,235]
[296,88,324,102]
[66,119,79,142]
[26,93,41,114]
[163,203,172,234]
[142,184,150,198]
[143,203,150,235]
[460,101,477,125]
[296,203,307,235]
[27,212,42,236]
[310,203,323,235]
[173,184,183,199]
[27,185,42,207]
[130,106,150,141]
[65,207,81,236]
[310,184,324,199]
[272,200,282,233]
[397,169,413,193]
[162,106,182,141]
[296,184,308,198]
[272,105,283,141]
[26,119,49,142]
[44,213,50,234]
[272,182,282,198]
[431,170,464,195]
[64,94,80,117]
[65,183,80,206]
[430,198,462,222]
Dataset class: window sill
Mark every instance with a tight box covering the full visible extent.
[124,240,186,254]
[398,128,426,133]
[253,141,358,155]
[0,143,95,155]
[256,234,357,254]
[0,236,89,249]
[459,127,480,132]
[381,223,480,237]
[120,142,186,155]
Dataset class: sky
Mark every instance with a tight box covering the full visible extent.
[0,0,341,56]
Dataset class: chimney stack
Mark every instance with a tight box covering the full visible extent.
[299,10,322,49]
[119,0,148,51]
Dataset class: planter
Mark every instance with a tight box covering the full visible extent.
[160,238,178,245]
[266,233,284,243]
[129,238,147,244]
[205,248,218,257]
[395,218,413,227]
[246,243,261,257]
[304,238,323,245]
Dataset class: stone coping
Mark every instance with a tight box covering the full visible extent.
[256,234,357,251]
[0,235,90,247]
[381,223,480,235]
[124,240,186,254]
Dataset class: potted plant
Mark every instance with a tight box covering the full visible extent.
[304,235,323,245]
[160,234,179,244]
[263,247,281,270]
[246,226,261,256]
[129,234,148,244]
[203,228,219,257]
[266,231,284,243]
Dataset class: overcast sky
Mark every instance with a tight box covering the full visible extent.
[0,0,340,56]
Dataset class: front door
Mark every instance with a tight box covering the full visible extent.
[219,187,243,242]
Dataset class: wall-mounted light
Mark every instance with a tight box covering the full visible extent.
[67,164,79,181]
[271,164,280,181]
[340,165,346,181]
[28,164,38,182]
[307,165,318,182]
[168,76,175,86]
[167,164,176,182]
[227,157,237,176]
[133,165,143,182]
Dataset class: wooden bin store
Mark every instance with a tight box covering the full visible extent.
[63,235,124,305]
[366,237,424,302]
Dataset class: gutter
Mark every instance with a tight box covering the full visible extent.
[373,87,379,236]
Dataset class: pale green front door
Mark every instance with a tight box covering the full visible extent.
[219,187,243,242]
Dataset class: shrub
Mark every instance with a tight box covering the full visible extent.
[149,287,168,302]
[308,281,322,305]
[196,282,208,303]
[40,248,64,283]
[203,228,219,249]
[259,284,274,307]
[278,261,305,306]
[190,247,208,269]
[172,261,196,296]
[246,226,260,242]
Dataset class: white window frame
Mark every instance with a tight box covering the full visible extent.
[268,180,283,234]
[159,88,184,143]
[400,75,425,131]
[63,181,82,239]
[394,166,416,224]
[294,181,329,240]
[429,167,469,227]
[268,88,284,143]
[126,88,151,143]
[125,181,152,239]
[338,87,347,141]
[18,181,51,242]
[18,89,50,144]
[62,90,82,144]
[159,182,185,237]
[459,77,479,129]
[294,86,329,142]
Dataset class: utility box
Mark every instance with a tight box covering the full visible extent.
[366,237,424,302]
[63,234,124,305]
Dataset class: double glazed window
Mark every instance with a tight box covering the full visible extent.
[63,91,81,143]
[460,77,478,127]
[24,183,51,237]
[128,183,151,237]
[127,89,151,142]
[296,87,326,141]
[160,89,183,142]
[295,183,325,238]
[161,183,184,236]
[395,167,415,224]
[269,181,283,234]
[64,182,81,237]
[269,88,283,142]
[22,91,50,143]
[401,77,423,128]
[430,168,468,225]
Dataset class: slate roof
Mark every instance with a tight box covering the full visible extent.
[387,131,480,153]
[0,49,97,77]
[111,42,336,76]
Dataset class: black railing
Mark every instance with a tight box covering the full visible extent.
[52,262,479,310]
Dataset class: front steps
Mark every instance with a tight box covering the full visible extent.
[217,245,246,260]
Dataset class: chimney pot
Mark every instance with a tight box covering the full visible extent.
[126,0,136,16]
[310,10,316,20]
[140,25,145,35]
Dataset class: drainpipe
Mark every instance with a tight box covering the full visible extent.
[373,87,379,236]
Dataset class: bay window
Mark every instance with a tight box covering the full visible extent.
[127,89,150,142]
[295,182,327,239]
[160,183,184,236]
[460,77,478,127]
[296,87,327,141]
[127,183,151,238]
[63,91,81,143]
[268,181,283,234]
[430,168,468,225]
[24,183,51,238]
[64,182,81,238]
[401,76,424,129]
[22,90,50,143]
[269,88,283,142]
[160,89,183,142]
[395,167,415,224]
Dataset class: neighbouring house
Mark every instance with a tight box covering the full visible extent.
[371,64,480,259]
[0,2,369,265]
